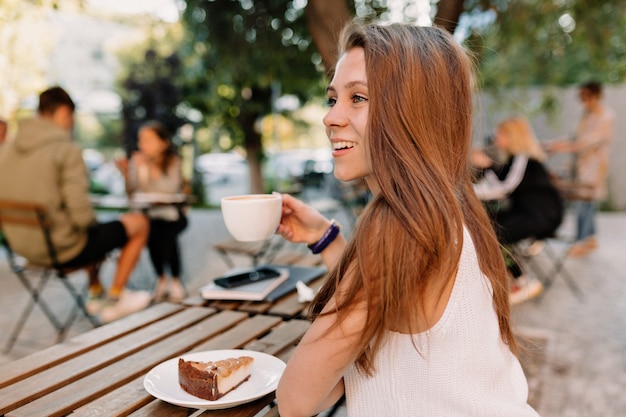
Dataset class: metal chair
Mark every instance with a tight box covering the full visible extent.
[513,233,584,301]
[0,199,101,353]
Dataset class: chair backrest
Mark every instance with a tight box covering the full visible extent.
[0,199,62,269]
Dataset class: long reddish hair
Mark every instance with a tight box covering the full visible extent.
[310,21,515,375]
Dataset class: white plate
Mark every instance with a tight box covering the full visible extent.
[143,350,286,410]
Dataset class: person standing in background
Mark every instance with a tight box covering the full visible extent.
[547,81,614,257]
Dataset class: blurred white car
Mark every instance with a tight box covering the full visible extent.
[265,148,333,186]
[195,152,250,185]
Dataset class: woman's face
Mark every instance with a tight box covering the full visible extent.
[323,47,371,183]
[579,88,600,111]
[138,127,168,159]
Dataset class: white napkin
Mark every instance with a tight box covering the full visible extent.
[296,280,315,303]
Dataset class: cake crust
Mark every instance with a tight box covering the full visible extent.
[178,356,253,400]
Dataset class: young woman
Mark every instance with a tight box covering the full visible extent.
[274,21,539,417]
[120,120,188,302]
[473,117,564,305]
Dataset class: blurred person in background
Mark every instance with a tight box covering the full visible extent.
[0,86,151,323]
[0,119,7,144]
[472,117,564,305]
[546,81,614,257]
[117,120,188,302]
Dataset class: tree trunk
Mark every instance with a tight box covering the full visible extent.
[433,0,465,34]
[239,112,265,194]
[305,0,352,74]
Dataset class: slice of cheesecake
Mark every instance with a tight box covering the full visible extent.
[178,356,254,401]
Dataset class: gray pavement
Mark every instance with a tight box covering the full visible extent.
[1,206,625,417]
[511,211,626,417]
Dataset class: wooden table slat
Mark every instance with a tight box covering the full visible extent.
[190,315,283,353]
[70,376,154,417]
[266,276,326,318]
[244,319,309,356]
[207,299,246,311]
[72,375,198,417]
[6,310,249,417]
[128,399,194,417]
[0,306,217,416]
[0,302,184,388]
[236,300,273,315]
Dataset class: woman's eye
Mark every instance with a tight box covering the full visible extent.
[326,97,337,107]
[352,94,368,103]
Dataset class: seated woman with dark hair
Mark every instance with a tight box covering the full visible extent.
[118,120,189,302]
[472,116,564,305]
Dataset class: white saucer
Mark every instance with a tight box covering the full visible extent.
[143,349,286,410]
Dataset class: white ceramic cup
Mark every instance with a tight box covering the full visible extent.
[220,194,282,241]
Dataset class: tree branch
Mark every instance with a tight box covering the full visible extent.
[433,0,465,34]
[305,0,352,74]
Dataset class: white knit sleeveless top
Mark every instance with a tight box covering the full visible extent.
[343,228,540,417]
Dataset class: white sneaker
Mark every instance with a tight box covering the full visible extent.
[153,279,169,303]
[99,290,152,323]
[86,298,106,316]
[525,240,546,257]
[168,279,187,303]
[509,275,543,306]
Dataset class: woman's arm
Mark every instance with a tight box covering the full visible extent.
[473,154,529,201]
[469,148,494,169]
[276,280,366,417]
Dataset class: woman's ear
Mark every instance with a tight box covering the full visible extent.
[51,105,74,132]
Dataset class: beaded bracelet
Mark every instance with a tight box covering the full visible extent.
[308,219,341,254]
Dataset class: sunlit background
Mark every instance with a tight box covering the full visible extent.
[1,0,625,208]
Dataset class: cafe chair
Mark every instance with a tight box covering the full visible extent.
[513,233,584,302]
[0,199,102,353]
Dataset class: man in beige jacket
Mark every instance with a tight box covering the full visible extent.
[0,119,7,144]
[0,86,151,323]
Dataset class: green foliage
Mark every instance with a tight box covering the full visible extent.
[115,24,188,153]
[178,0,325,147]
[74,114,123,149]
[464,0,626,88]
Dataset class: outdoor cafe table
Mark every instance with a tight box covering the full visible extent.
[0,302,311,417]
[90,192,193,211]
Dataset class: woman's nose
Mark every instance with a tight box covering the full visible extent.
[323,104,346,128]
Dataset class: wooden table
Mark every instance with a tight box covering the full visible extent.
[90,193,194,212]
[552,179,595,202]
[0,302,311,417]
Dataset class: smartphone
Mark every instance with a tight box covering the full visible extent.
[214,267,282,288]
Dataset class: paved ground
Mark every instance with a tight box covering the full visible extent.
[1,206,624,417]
